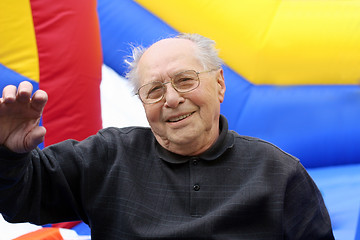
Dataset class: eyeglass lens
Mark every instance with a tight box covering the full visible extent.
[139,70,199,103]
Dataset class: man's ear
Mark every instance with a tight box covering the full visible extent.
[216,69,226,103]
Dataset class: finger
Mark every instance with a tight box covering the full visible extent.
[24,126,46,152]
[17,81,33,103]
[2,85,17,103]
[31,90,48,112]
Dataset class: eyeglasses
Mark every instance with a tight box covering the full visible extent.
[136,69,216,104]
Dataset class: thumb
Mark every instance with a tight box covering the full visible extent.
[24,126,46,152]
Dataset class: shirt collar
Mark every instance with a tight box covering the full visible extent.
[155,115,235,164]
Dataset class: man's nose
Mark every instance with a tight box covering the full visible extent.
[163,84,185,108]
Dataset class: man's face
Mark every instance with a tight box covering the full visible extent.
[137,38,225,156]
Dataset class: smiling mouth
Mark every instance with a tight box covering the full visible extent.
[167,112,194,123]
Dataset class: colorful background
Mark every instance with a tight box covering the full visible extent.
[1,0,360,239]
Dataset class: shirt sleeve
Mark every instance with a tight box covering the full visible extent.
[283,161,335,240]
[0,132,108,225]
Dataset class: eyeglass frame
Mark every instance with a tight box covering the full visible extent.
[135,69,218,104]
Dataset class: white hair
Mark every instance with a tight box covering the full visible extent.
[125,33,223,91]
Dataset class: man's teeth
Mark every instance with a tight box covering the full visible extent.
[168,113,192,122]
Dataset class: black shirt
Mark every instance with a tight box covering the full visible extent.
[0,116,334,239]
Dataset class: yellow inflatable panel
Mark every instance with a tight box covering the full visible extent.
[0,0,39,82]
[135,0,360,85]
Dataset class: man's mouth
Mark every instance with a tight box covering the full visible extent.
[167,112,194,123]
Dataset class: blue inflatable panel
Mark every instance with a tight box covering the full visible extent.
[356,209,360,240]
[221,84,360,168]
[71,221,91,236]
[0,63,38,92]
[97,0,176,77]
[308,164,360,240]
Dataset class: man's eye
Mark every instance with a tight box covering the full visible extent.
[178,77,192,82]
[176,77,194,85]
[175,77,195,88]
[147,86,163,98]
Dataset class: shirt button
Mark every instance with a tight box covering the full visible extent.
[192,159,198,165]
[193,184,200,191]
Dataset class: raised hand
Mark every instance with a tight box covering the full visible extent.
[0,81,48,153]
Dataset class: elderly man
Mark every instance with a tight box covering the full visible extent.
[0,33,334,239]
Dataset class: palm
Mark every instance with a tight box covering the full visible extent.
[0,82,47,153]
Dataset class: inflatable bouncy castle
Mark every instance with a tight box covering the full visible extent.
[0,0,102,146]
[1,0,360,239]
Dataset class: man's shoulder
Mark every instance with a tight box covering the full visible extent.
[94,126,156,156]
[231,133,276,147]
[100,126,152,135]
[97,126,154,144]
[230,131,299,163]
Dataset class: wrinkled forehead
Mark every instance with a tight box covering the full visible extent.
[143,38,196,59]
[138,38,202,84]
